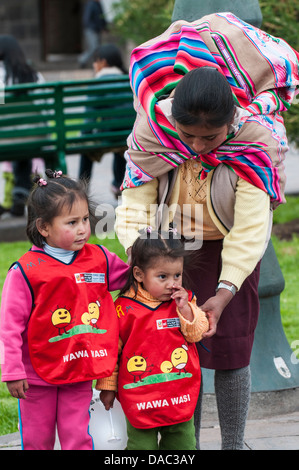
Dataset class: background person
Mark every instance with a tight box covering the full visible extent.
[78,0,108,68]
[79,44,128,198]
[0,35,45,217]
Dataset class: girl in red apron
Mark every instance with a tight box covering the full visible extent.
[97,228,209,450]
[0,170,129,450]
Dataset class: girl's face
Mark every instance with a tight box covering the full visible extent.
[133,256,184,302]
[175,121,230,155]
[38,197,91,251]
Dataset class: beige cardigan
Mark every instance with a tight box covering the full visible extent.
[115,164,271,291]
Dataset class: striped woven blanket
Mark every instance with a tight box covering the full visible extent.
[123,13,299,204]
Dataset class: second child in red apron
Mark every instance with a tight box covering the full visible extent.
[97,228,209,450]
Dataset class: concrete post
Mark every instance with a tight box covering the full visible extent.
[172,0,262,27]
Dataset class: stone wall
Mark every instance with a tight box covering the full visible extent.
[0,0,41,61]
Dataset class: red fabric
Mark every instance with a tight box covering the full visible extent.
[17,244,119,384]
[116,292,200,429]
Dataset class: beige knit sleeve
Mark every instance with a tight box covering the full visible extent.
[220,177,271,289]
[177,296,209,343]
[115,178,159,252]
[95,338,123,392]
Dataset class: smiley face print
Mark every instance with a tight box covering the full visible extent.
[51,307,72,335]
[161,344,189,375]
[126,355,154,383]
[81,300,101,328]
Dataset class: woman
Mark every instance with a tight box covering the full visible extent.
[114,13,299,449]
[0,35,45,217]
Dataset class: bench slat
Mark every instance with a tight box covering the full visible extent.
[0,76,135,171]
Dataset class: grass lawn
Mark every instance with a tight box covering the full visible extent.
[0,197,298,436]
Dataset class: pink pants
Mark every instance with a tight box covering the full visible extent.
[18,381,94,450]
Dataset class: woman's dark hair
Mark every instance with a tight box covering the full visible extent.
[0,35,38,84]
[93,44,127,73]
[120,228,188,297]
[26,169,90,247]
[172,67,235,128]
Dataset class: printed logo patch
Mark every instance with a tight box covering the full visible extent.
[75,273,105,283]
[156,318,180,330]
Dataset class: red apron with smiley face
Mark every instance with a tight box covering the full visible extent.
[116,292,200,429]
[16,244,119,384]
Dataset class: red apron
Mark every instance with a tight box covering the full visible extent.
[116,292,201,429]
[16,244,119,385]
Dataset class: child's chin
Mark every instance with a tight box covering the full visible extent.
[159,294,172,302]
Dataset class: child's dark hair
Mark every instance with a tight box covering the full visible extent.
[26,169,90,247]
[172,67,235,128]
[120,228,188,297]
[0,35,38,85]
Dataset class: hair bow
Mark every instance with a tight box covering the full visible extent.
[38,178,47,187]
[53,170,62,178]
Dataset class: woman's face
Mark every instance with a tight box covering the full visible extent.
[175,121,230,155]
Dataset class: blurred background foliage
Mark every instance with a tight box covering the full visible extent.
[112,0,299,145]
[112,0,174,45]
[260,0,299,145]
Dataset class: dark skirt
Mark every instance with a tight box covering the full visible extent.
[184,239,261,370]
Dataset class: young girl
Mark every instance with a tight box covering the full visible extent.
[97,229,209,450]
[0,169,129,450]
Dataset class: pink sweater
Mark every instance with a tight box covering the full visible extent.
[0,245,129,386]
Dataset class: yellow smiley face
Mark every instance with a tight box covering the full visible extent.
[81,301,100,325]
[88,302,100,319]
[171,346,188,368]
[127,355,147,373]
[51,308,71,326]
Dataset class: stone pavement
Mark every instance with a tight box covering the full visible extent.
[200,410,299,450]
[1,410,299,450]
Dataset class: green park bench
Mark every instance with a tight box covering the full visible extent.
[0,75,136,174]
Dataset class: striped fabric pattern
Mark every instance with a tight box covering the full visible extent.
[123,13,299,203]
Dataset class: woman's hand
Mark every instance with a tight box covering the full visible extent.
[100,390,116,410]
[200,288,234,338]
[6,379,29,399]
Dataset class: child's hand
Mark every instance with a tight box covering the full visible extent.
[6,379,29,399]
[100,390,116,410]
[171,285,193,321]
